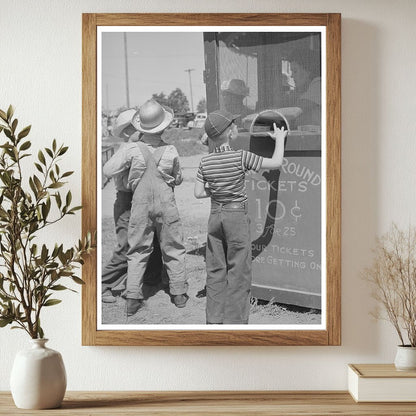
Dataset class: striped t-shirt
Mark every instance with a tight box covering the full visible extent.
[196,145,263,203]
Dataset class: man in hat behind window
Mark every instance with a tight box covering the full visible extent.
[220,78,251,126]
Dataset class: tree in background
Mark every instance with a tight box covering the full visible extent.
[167,88,189,114]
[196,98,206,113]
[151,92,169,107]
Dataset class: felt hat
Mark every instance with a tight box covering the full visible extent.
[204,110,239,139]
[220,79,249,97]
[133,100,174,134]
[112,109,137,138]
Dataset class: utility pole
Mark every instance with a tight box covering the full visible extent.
[105,83,109,113]
[184,68,195,113]
[123,32,130,108]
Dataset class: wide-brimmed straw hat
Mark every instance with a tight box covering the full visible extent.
[112,109,137,138]
[132,100,174,134]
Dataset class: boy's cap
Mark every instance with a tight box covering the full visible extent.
[204,110,239,139]
[113,109,137,138]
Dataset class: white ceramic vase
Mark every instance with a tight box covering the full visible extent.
[394,345,416,371]
[10,338,67,409]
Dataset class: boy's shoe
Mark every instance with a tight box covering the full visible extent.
[102,289,116,303]
[126,298,144,316]
[172,294,189,308]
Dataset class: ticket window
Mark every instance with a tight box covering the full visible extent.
[204,32,322,132]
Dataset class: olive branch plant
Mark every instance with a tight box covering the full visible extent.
[362,223,416,347]
[0,106,95,339]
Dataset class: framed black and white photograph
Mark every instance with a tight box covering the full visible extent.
[82,13,341,346]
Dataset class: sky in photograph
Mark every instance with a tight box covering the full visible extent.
[101,31,206,112]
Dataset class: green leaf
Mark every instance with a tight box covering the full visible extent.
[3,129,12,140]
[0,292,12,302]
[0,109,7,121]
[51,243,60,258]
[55,192,62,208]
[65,191,72,207]
[61,171,74,178]
[69,206,82,212]
[58,146,68,156]
[43,299,62,307]
[29,177,38,197]
[72,276,85,285]
[48,182,64,189]
[58,250,67,264]
[33,175,42,192]
[45,148,53,158]
[19,153,30,160]
[6,105,14,121]
[19,140,31,151]
[38,150,46,165]
[41,202,50,221]
[18,125,31,140]
[34,162,43,173]
[41,244,48,262]
[50,285,68,291]
[38,325,44,339]
[0,317,13,327]
[52,139,57,152]
[11,119,18,133]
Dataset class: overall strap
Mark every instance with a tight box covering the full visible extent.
[137,142,167,167]
[137,142,153,166]
[152,146,167,167]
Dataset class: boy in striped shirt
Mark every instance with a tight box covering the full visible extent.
[194,110,287,324]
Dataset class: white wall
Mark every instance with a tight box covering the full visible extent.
[1,0,416,391]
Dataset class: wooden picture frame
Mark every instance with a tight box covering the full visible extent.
[82,13,341,346]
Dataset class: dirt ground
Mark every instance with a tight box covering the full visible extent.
[100,134,321,326]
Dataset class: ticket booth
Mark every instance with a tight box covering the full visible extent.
[203,32,322,309]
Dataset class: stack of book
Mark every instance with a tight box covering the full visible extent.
[348,364,416,402]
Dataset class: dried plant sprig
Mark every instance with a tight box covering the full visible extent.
[363,223,416,346]
[0,105,95,339]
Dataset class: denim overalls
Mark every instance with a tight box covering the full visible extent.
[126,142,188,300]
[101,189,164,294]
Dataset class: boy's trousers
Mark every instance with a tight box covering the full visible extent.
[126,144,188,300]
[101,190,163,293]
[206,201,252,324]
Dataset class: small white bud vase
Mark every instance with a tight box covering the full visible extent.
[10,339,67,409]
[394,346,416,371]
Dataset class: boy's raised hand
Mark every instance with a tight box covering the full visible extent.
[268,123,288,141]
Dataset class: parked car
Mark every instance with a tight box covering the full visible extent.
[187,112,207,129]
[173,112,195,128]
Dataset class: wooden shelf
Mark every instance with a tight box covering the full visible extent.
[2,391,416,415]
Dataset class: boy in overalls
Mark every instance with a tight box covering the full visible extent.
[105,100,188,316]
[102,109,164,303]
